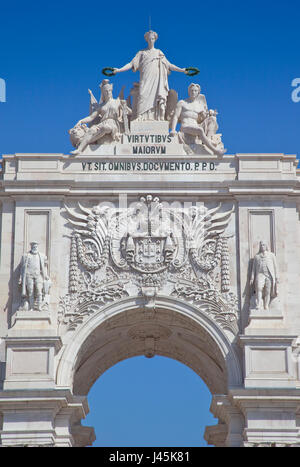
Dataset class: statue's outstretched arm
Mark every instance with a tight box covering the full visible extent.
[169,63,187,73]
[113,62,133,74]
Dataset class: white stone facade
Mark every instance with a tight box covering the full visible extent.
[0,146,300,447]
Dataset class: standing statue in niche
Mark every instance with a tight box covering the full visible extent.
[112,30,188,121]
[69,79,132,154]
[19,241,50,311]
[170,83,225,156]
[250,240,279,311]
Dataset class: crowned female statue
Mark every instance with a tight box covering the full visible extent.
[112,31,188,121]
[69,79,131,154]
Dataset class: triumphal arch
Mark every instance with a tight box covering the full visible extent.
[1,31,300,447]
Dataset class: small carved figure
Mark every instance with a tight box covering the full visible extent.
[69,80,132,154]
[19,241,49,311]
[170,83,225,156]
[250,241,279,310]
[112,30,188,121]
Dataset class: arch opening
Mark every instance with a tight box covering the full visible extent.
[82,355,218,447]
[56,297,243,446]
[57,296,242,395]
[72,306,229,396]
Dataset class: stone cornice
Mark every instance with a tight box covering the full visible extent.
[0,153,298,198]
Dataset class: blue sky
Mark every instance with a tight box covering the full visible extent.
[84,356,215,447]
[1,0,300,447]
[1,0,299,156]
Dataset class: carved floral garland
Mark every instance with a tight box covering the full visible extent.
[76,234,110,271]
[190,236,223,271]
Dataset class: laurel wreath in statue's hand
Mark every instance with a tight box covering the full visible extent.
[102,67,116,77]
[102,66,199,77]
[185,67,200,76]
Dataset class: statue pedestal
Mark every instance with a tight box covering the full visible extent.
[130,120,169,134]
[11,310,54,332]
[82,118,190,155]
[245,307,284,333]
[246,296,283,330]
[249,309,283,319]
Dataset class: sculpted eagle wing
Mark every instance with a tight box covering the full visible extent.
[163,204,234,252]
[88,89,101,127]
[64,203,110,254]
[186,204,234,251]
[64,203,92,237]
[202,205,234,246]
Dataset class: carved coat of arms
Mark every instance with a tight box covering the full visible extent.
[60,195,238,333]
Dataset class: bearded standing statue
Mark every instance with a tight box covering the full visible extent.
[19,241,50,311]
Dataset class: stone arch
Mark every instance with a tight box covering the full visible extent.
[56,296,242,398]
